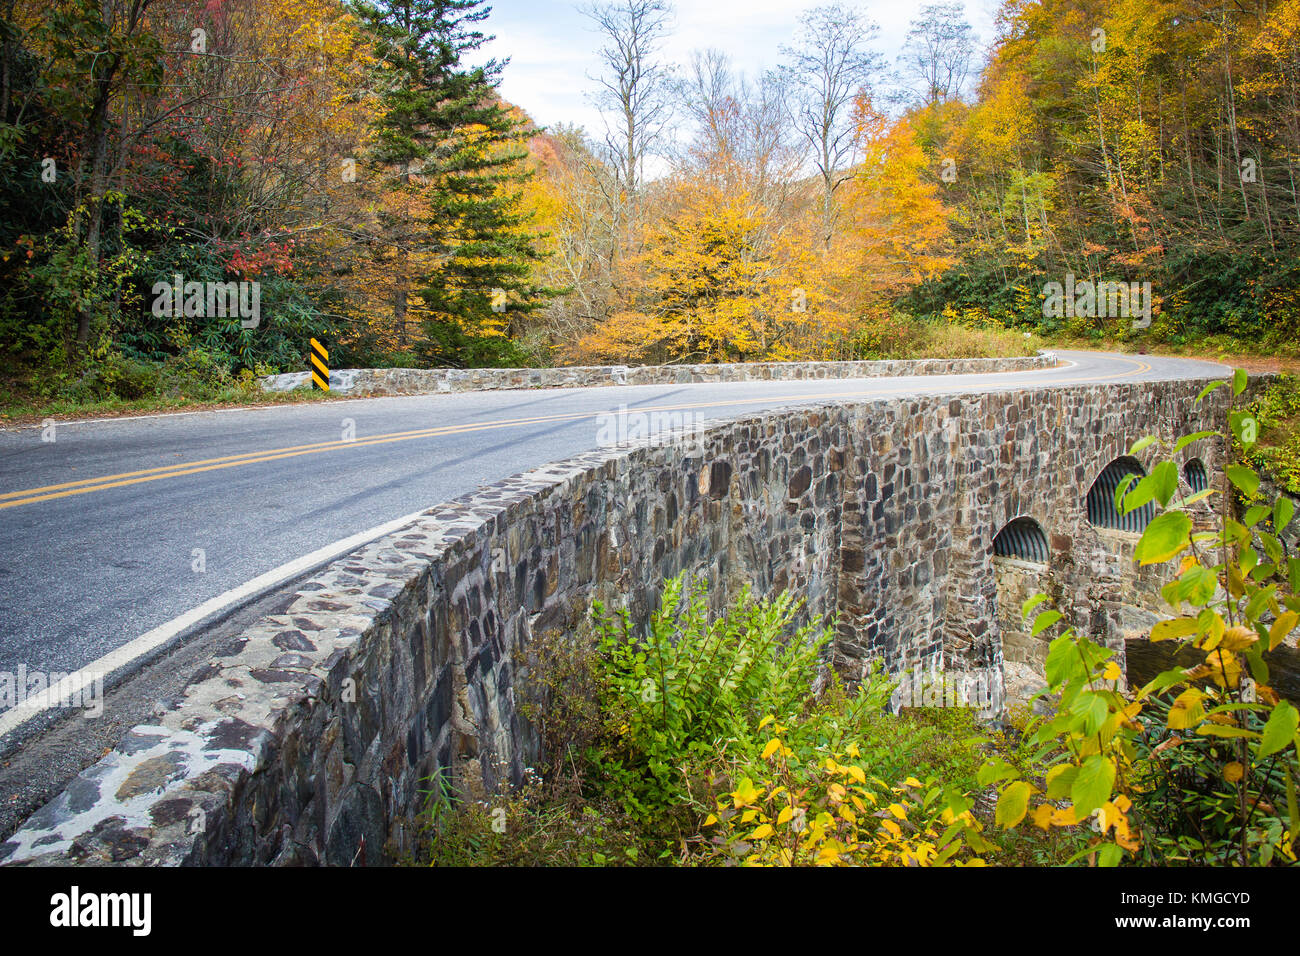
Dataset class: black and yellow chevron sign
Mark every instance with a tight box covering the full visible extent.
[309,338,329,391]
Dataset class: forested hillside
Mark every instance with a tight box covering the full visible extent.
[909,0,1300,349]
[1,0,1297,414]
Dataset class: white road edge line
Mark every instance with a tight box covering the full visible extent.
[0,506,433,741]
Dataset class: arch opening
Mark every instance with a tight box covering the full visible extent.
[1185,458,1209,494]
[993,517,1050,564]
[1086,456,1153,532]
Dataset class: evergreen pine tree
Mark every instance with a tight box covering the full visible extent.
[354,0,556,366]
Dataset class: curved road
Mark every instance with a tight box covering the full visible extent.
[0,350,1228,687]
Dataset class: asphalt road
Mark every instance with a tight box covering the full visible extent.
[0,350,1229,683]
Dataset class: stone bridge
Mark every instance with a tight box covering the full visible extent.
[0,373,1229,865]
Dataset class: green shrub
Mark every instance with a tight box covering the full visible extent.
[587,575,830,829]
[1131,693,1300,865]
[414,576,1008,866]
[90,352,161,399]
[1244,374,1300,495]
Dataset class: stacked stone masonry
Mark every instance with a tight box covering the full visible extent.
[259,353,1057,396]
[1,377,1227,866]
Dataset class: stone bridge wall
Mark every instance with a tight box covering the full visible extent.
[1,377,1227,866]
[259,353,1057,396]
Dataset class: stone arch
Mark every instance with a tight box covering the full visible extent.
[1086,456,1153,532]
[1185,457,1209,494]
[992,516,1050,564]
[989,513,1054,709]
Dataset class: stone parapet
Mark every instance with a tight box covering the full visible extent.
[259,353,1058,396]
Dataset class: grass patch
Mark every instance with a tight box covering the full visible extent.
[0,358,331,426]
[851,314,1045,360]
[0,383,331,426]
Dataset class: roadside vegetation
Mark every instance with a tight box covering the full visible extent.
[412,577,1013,867]
[1242,375,1300,496]
[0,355,333,425]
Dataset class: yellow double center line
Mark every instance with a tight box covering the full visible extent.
[0,358,1155,512]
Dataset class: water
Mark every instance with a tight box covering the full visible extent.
[1125,638,1300,702]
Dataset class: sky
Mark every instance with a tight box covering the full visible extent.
[475,0,1002,142]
